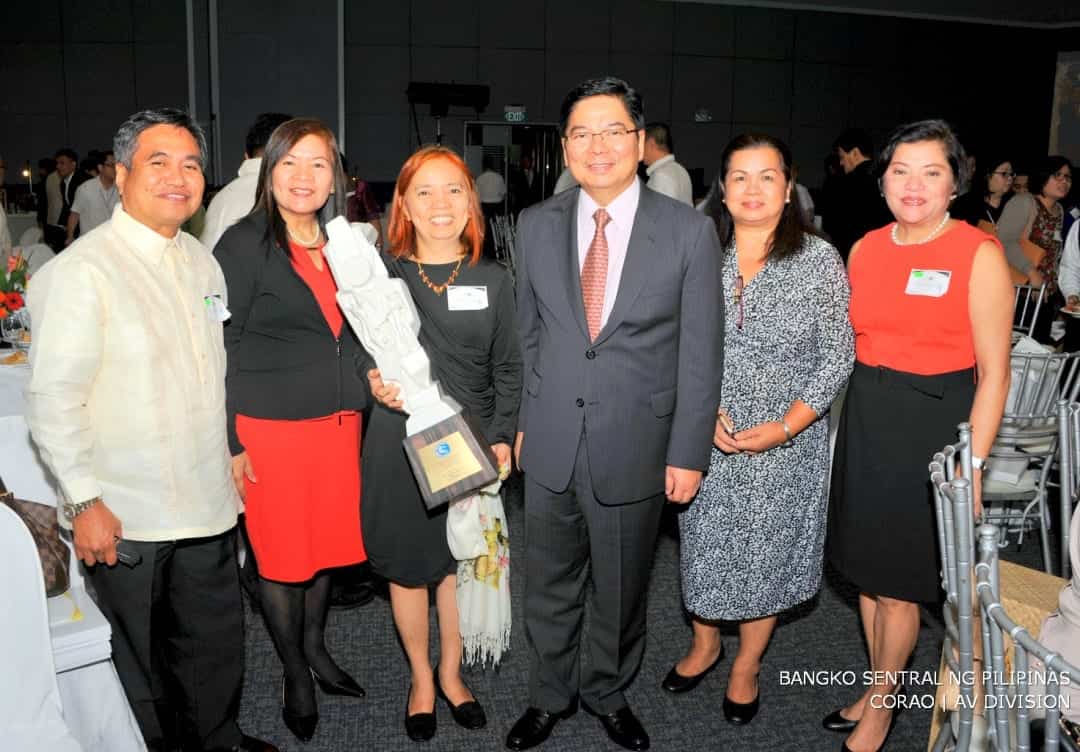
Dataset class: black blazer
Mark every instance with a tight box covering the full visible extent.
[214,211,371,455]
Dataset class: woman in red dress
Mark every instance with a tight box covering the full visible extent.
[214,119,369,743]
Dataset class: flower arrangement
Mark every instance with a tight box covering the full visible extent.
[0,254,29,319]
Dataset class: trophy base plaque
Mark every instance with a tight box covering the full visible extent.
[402,412,499,510]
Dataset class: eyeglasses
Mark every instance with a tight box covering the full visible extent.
[733,274,745,330]
[992,170,1015,178]
[1052,171,1073,182]
[565,126,639,151]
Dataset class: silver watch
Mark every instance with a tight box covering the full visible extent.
[972,456,986,471]
[62,496,101,521]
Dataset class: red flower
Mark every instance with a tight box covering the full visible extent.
[6,256,18,274]
[4,292,23,311]
[0,306,8,319]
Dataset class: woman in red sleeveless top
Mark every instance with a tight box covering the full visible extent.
[825,120,1012,752]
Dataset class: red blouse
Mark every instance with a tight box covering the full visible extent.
[288,240,343,338]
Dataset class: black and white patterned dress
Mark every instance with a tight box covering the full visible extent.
[679,234,854,620]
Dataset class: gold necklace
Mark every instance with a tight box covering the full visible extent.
[415,257,463,295]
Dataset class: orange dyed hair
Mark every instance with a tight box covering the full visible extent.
[386,145,484,264]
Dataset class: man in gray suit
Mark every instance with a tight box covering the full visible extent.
[506,77,724,751]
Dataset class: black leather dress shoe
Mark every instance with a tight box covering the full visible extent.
[405,685,437,742]
[506,705,574,751]
[596,706,650,751]
[312,669,366,698]
[661,643,725,693]
[722,692,760,725]
[436,680,486,729]
[822,709,858,732]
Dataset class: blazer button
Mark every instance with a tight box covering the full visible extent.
[575,398,585,407]
[585,349,596,360]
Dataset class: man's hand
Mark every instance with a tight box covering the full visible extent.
[732,421,788,454]
[368,368,404,410]
[491,443,511,479]
[231,452,257,500]
[665,466,702,504]
[72,501,122,567]
[514,432,523,468]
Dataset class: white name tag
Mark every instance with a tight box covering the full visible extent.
[905,269,951,298]
[204,294,231,322]
[446,285,488,311]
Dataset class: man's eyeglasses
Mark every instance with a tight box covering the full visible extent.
[565,127,639,151]
[992,170,1015,178]
[734,274,745,330]
[1052,171,1073,182]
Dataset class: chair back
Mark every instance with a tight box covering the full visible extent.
[0,504,82,751]
[1014,283,1047,338]
[1057,401,1080,580]
[930,424,978,751]
[976,522,1080,751]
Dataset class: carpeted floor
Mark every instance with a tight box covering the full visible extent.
[236,474,1053,752]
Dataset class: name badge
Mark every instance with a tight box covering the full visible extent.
[204,294,231,322]
[905,269,951,298]
[447,285,488,311]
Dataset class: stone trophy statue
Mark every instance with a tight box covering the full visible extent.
[322,216,497,507]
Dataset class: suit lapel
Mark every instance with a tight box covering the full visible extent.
[551,189,590,340]
[593,186,657,345]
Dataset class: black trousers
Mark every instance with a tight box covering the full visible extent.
[87,529,244,751]
[523,434,665,715]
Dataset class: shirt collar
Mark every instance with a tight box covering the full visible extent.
[238,157,262,177]
[646,154,675,176]
[578,178,641,232]
[112,206,185,266]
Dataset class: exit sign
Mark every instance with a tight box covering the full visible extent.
[504,106,527,122]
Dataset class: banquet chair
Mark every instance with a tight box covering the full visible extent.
[1014,283,1047,339]
[21,241,57,274]
[930,425,979,752]
[975,522,1080,750]
[1056,400,1080,580]
[983,351,1080,572]
[17,224,43,247]
[0,503,83,751]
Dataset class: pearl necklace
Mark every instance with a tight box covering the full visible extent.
[891,212,950,246]
[287,223,322,247]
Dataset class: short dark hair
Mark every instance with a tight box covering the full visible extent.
[1030,155,1073,198]
[253,117,347,254]
[644,122,674,154]
[245,112,293,158]
[113,108,207,169]
[875,119,970,195]
[833,129,873,158]
[706,133,819,261]
[54,147,78,162]
[559,76,644,136]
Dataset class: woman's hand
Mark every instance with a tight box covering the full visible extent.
[368,368,404,410]
[491,443,512,479]
[1028,268,1045,287]
[731,421,788,454]
[714,415,741,453]
[231,452,257,500]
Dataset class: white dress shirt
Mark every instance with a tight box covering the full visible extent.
[69,177,119,235]
[1059,221,1080,300]
[576,179,641,327]
[26,206,239,541]
[476,169,507,204]
[200,157,261,250]
[645,153,693,206]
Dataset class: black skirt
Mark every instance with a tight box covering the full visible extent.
[827,362,975,603]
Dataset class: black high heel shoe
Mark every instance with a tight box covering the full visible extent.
[404,684,437,742]
[721,670,760,725]
[839,693,901,752]
[281,675,318,742]
[435,676,486,730]
[825,686,905,734]
[661,643,725,694]
[312,668,366,698]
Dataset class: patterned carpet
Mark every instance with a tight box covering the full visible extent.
[236,474,1051,752]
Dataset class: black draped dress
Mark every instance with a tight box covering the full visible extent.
[361,255,522,586]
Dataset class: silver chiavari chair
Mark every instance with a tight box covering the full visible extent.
[975,523,1079,750]
[489,214,517,276]
[930,424,979,752]
[1014,284,1047,340]
[1056,400,1079,580]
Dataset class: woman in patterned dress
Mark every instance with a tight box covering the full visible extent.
[663,134,854,725]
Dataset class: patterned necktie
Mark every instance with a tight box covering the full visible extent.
[581,208,610,341]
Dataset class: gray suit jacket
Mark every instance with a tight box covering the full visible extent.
[516,182,724,504]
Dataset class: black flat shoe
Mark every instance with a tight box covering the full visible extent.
[436,678,486,729]
[281,677,318,742]
[595,706,650,751]
[722,692,760,725]
[506,705,575,751]
[404,684,437,742]
[822,709,858,733]
[312,669,366,698]
[661,643,725,693]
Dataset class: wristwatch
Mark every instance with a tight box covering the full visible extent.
[62,496,101,521]
[972,456,986,471]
